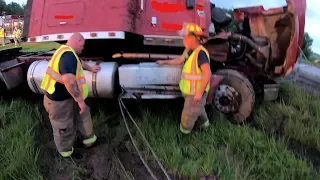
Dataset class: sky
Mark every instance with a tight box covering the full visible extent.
[6,0,320,53]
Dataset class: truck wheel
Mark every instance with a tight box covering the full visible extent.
[213,69,255,123]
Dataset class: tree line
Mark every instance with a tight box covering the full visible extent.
[0,0,25,16]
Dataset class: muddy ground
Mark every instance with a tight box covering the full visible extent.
[37,99,174,180]
[2,82,220,180]
[1,84,171,180]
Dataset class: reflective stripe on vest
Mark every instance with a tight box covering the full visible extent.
[0,29,4,37]
[40,45,89,99]
[42,46,71,92]
[179,45,210,95]
[46,67,86,85]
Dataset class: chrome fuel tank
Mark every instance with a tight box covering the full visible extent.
[27,60,119,98]
[118,62,182,99]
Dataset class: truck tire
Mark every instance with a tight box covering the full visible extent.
[213,69,255,123]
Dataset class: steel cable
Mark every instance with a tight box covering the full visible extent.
[118,95,158,180]
[118,89,172,180]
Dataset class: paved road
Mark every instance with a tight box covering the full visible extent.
[294,63,320,78]
[294,63,320,74]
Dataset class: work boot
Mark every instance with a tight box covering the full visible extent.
[85,136,107,149]
[194,120,210,132]
[55,151,83,160]
[200,120,210,129]
[70,151,83,159]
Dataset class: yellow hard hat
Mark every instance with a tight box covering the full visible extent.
[184,23,204,37]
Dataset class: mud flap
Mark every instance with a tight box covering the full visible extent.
[206,75,224,104]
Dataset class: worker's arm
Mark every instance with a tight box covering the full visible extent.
[156,49,188,65]
[59,52,84,103]
[81,60,93,71]
[81,60,101,72]
[158,55,185,65]
[62,74,84,103]
[194,51,212,101]
[198,63,212,94]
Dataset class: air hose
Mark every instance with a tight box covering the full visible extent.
[118,89,172,180]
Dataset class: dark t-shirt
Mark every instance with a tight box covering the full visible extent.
[46,51,78,101]
[186,50,210,68]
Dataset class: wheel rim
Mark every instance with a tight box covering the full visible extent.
[214,84,241,113]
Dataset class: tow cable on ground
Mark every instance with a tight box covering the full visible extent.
[118,89,172,180]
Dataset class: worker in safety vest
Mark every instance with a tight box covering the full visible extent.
[41,32,104,159]
[156,24,212,134]
[13,26,22,47]
[0,25,5,46]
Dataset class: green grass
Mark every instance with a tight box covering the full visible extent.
[253,81,320,151]
[0,100,43,180]
[135,99,319,179]
[0,42,61,52]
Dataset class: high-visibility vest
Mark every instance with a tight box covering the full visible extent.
[0,28,4,38]
[179,45,210,95]
[40,45,89,99]
[13,29,21,38]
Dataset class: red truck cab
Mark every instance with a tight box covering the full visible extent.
[23,0,306,77]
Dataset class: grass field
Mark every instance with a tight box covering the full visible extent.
[1,42,320,180]
[135,81,320,179]
[0,41,60,52]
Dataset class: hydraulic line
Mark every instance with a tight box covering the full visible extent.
[118,89,172,180]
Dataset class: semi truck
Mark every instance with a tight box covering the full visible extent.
[0,0,306,123]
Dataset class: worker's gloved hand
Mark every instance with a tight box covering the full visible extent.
[78,100,87,114]
[91,65,101,73]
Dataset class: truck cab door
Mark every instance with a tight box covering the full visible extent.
[140,0,199,36]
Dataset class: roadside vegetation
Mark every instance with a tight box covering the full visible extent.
[253,81,320,150]
[135,81,320,179]
[0,100,43,180]
[0,43,320,179]
[0,42,60,52]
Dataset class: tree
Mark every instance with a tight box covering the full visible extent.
[5,2,24,15]
[224,9,238,32]
[0,0,6,14]
[302,32,313,60]
[0,1,25,15]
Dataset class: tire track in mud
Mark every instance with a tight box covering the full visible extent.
[245,102,320,172]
